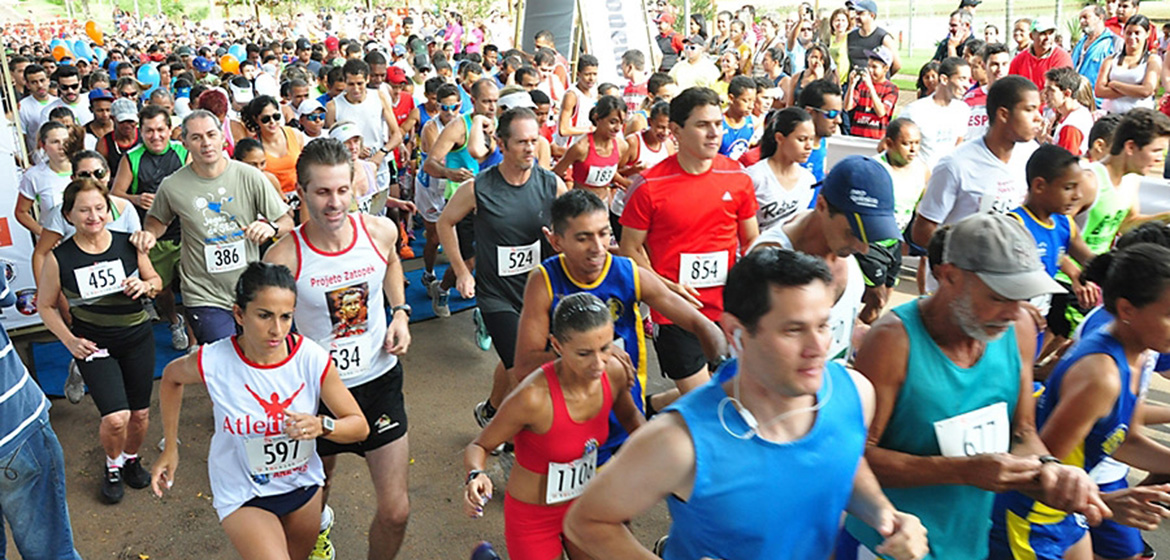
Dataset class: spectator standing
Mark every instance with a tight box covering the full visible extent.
[1009,18,1074,92]
[1096,15,1159,115]
[932,9,977,63]
[1011,18,1034,56]
[846,0,901,76]
[844,46,898,139]
[669,36,720,91]
[654,13,684,72]
[1072,4,1117,99]
[898,57,972,169]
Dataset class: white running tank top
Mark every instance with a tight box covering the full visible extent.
[201,335,329,520]
[292,214,396,387]
[611,131,671,217]
[334,91,388,150]
[554,85,596,147]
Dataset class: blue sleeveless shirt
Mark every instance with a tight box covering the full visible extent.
[663,359,865,560]
[540,253,646,463]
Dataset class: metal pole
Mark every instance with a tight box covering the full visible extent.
[1005,0,1013,51]
[907,0,914,56]
[0,48,31,169]
[1055,0,1062,48]
[684,0,690,39]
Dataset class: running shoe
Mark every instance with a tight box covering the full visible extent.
[470,542,501,560]
[429,280,450,317]
[121,457,150,489]
[102,468,124,504]
[170,314,190,351]
[421,270,437,287]
[474,399,494,428]
[310,506,335,560]
[653,536,669,556]
[64,360,84,404]
[1143,539,1156,559]
[473,308,492,351]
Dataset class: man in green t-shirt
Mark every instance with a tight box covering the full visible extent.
[131,110,292,345]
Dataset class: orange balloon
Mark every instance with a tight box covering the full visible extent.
[85,20,103,46]
[52,45,70,61]
[220,54,239,74]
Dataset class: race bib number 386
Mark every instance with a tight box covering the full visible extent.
[205,240,246,274]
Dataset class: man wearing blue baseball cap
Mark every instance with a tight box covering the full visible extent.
[84,89,115,150]
[751,154,900,360]
[192,56,215,84]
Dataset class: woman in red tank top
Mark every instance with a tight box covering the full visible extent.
[462,293,643,560]
[553,95,631,206]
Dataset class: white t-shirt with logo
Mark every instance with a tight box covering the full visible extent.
[18,162,72,222]
[898,96,970,169]
[746,159,817,232]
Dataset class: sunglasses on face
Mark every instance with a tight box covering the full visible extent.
[119,90,137,98]
[259,113,282,125]
[441,103,459,112]
[58,82,81,91]
[303,113,325,122]
[685,45,701,51]
[810,107,841,119]
[76,169,108,180]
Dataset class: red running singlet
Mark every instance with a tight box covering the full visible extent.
[513,362,613,475]
[570,134,620,190]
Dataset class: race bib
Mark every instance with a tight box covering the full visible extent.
[204,240,246,274]
[979,180,1024,215]
[679,251,729,289]
[243,434,313,476]
[329,336,369,381]
[74,260,126,300]
[933,401,1010,457]
[498,241,539,277]
[584,164,617,186]
[546,441,598,504]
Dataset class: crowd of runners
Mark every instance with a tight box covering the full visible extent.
[5,0,1170,559]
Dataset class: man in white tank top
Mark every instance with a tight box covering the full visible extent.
[325,59,405,176]
[556,54,600,147]
[265,138,413,560]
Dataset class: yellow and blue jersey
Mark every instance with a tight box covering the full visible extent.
[1009,206,1074,279]
[540,253,646,463]
[988,329,1148,560]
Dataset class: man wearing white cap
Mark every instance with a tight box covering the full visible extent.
[298,99,328,140]
[1008,17,1074,91]
[838,212,1109,560]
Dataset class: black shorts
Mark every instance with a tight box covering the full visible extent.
[456,214,475,262]
[242,485,319,517]
[653,323,707,381]
[317,362,408,457]
[1047,281,1088,339]
[855,240,903,288]
[72,321,156,416]
[481,309,520,368]
[610,211,623,243]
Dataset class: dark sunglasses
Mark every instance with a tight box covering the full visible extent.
[119,90,138,98]
[76,169,108,180]
[440,103,459,112]
[810,107,842,119]
[303,113,325,122]
[58,82,81,91]
[259,113,282,125]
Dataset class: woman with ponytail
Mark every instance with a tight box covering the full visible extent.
[745,107,818,232]
[553,95,631,205]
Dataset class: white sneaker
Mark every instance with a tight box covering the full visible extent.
[170,315,190,351]
[64,360,84,404]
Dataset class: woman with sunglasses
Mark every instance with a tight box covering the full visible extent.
[242,96,305,197]
[37,178,161,504]
[463,293,642,560]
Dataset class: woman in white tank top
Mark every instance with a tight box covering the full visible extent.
[1097,15,1161,115]
[151,262,367,560]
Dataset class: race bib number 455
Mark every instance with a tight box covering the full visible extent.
[933,401,1010,457]
[74,260,126,300]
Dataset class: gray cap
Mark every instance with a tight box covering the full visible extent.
[943,212,1066,300]
[110,98,138,122]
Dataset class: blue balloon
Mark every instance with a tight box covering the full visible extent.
[73,40,86,55]
[50,38,64,49]
[228,44,246,61]
[137,64,161,87]
[93,46,107,65]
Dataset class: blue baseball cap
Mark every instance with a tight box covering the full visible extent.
[848,0,878,15]
[193,56,215,73]
[88,88,115,102]
[821,155,900,244]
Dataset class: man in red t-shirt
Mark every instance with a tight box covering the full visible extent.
[620,87,759,393]
[845,46,899,139]
[1008,18,1074,91]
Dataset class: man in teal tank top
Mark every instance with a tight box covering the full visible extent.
[840,213,1110,560]
[565,248,928,560]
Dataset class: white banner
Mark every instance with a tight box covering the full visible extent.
[0,114,43,331]
[580,0,655,86]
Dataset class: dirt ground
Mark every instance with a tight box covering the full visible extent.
[7,310,672,560]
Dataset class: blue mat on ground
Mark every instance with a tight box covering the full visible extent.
[33,262,475,397]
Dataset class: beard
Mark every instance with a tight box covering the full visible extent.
[952,291,1012,343]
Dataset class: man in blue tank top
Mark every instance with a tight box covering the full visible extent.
[564,248,928,560]
[513,189,728,464]
[840,212,1110,560]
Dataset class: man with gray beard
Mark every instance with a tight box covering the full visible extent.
[837,213,1110,560]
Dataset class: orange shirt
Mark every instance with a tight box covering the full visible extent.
[265,127,305,194]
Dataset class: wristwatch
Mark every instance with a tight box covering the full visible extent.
[466,469,487,485]
[319,415,335,436]
[391,304,412,318]
[379,146,391,154]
